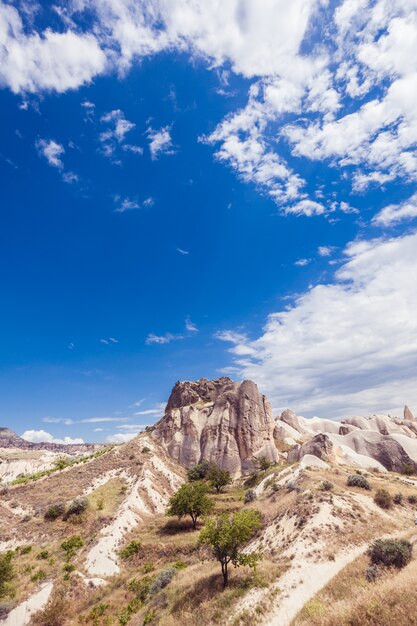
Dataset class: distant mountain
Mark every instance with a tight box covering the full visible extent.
[0,427,101,454]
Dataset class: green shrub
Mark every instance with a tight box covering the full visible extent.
[173,560,187,570]
[0,551,14,598]
[402,464,414,476]
[65,497,88,518]
[120,540,142,559]
[368,539,412,569]
[31,569,47,583]
[149,568,176,594]
[37,550,49,560]
[257,457,273,471]
[20,545,32,555]
[86,603,108,625]
[244,489,257,504]
[142,446,151,453]
[393,493,403,505]
[347,474,371,490]
[374,489,393,509]
[187,460,210,481]
[128,575,152,602]
[61,535,84,558]
[45,503,66,520]
[141,562,154,574]
[62,563,75,573]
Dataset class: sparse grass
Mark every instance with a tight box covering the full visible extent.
[89,477,126,517]
[293,539,417,626]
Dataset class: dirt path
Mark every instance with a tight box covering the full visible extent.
[264,545,366,626]
[0,582,53,626]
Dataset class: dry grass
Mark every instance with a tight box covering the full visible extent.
[293,538,417,626]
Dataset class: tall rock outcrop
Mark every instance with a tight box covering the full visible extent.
[151,377,279,476]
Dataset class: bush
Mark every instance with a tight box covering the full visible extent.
[374,489,393,509]
[45,503,66,520]
[408,495,417,504]
[257,457,273,471]
[142,562,154,574]
[347,474,371,490]
[149,568,176,594]
[37,550,49,560]
[142,446,151,454]
[244,489,257,504]
[365,564,379,582]
[31,569,47,583]
[0,551,14,598]
[319,480,334,491]
[128,575,152,602]
[65,497,88,518]
[62,563,75,573]
[120,540,142,559]
[393,493,403,505]
[187,460,211,481]
[402,464,414,476]
[61,535,84,558]
[368,538,412,569]
[173,560,187,570]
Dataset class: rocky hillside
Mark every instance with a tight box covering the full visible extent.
[1,378,417,626]
[276,406,417,473]
[151,377,278,476]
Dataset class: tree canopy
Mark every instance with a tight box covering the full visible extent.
[199,509,262,587]
[166,482,214,529]
[207,465,232,493]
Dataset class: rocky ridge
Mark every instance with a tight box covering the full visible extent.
[152,377,279,476]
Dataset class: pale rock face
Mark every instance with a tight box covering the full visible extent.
[152,377,278,476]
[404,405,416,421]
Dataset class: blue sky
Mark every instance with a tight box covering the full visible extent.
[1,0,417,443]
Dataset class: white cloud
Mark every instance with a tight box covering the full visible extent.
[294,258,310,267]
[176,248,189,255]
[114,198,140,213]
[21,429,84,444]
[0,3,106,93]
[147,125,175,160]
[79,416,128,423]
[43,416,74,425]
[133,402,165,416]
[219,230,417,418]
[185,318,198,332]
[36,139,64,169]
[373,192,417,227]
[100,109,140,159]
[318,245,335,257]
[145,332,182,345]
[106,432,137,443]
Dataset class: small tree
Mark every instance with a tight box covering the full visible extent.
[0,551,14,598]
[257,457,273,471]
[187,460,211,482]
[199,509,262,588]
[368,539,412,569]
[166,483,214,529]
[207,465,232,493]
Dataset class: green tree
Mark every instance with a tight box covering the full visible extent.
[166,483,214,529]
[207,465,232,493]
[187,460,211,482]
[198,509,262,588]
[0,551,14,598]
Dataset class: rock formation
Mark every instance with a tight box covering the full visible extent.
[152,377,279,476]
[404,405,416,421]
